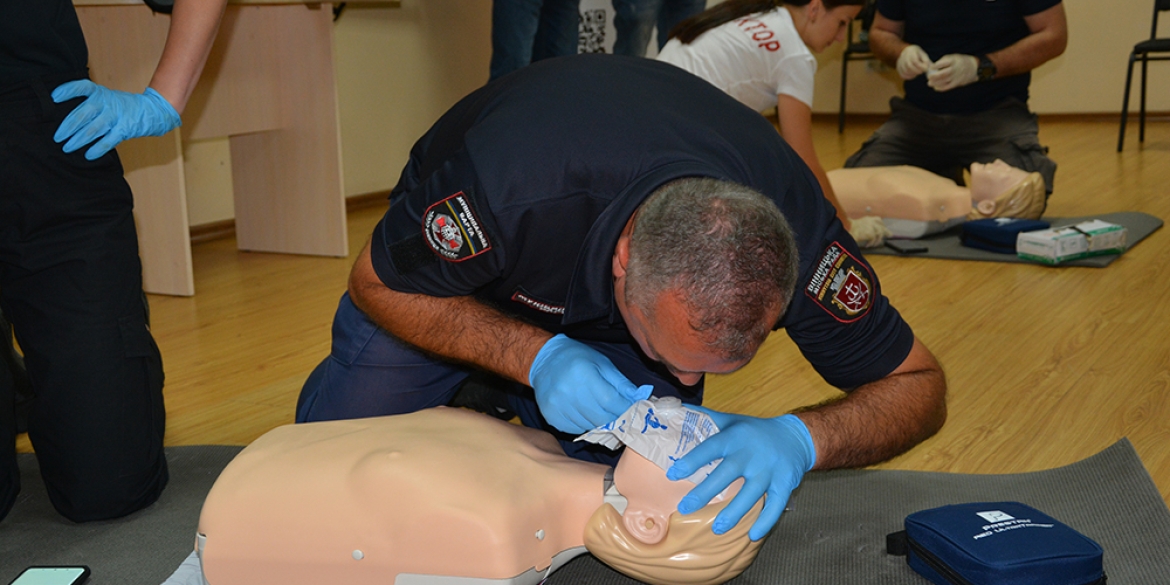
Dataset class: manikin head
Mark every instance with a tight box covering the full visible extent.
[197,408,764,585]
[612,178,798,387]
[586,449,765,585]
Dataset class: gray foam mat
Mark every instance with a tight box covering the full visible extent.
[863,211,1163,267]
[0,446,241,585]
[3,440,1168,584]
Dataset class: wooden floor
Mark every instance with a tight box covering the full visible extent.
[16,116,1169,504]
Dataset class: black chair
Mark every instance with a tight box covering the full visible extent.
[1118,0,1170,151]
[839,0,877,133]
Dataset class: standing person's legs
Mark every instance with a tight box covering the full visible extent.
[296,292,471,423]
[532,0,582,62]
[491,0,544,80]
[655,0,706,51]
[0,78,168,523]
[612,0,664,56]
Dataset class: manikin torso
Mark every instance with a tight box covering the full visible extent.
[828,165,970,224]
[198,408,610,584]
[196,407,757,585]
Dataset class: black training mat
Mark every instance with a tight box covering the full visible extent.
[3,441,1168,584]
[863,211,1162,267]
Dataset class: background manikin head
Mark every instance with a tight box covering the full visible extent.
[966,159,1046,220]
[197,408,764,585]
[968,159,1030,204]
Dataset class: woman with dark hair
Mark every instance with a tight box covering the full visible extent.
[657,0,889,247]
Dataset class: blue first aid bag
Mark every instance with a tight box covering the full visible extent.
[887,502,1105,585]
[960,218,1051,254]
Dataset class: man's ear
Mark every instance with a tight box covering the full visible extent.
[613,233,631,279]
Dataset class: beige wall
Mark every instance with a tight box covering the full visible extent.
[333,1,492,197]
[186,0,1167,225]
[814,0,1170,114]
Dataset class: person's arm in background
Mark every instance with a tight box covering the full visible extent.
[146,0,229,112]
[984,3,1067,79]
[52,0,227,159]
[777,94,850,230]
[777,95,890,247]
[348,240,650,434]
[867,11,922,72]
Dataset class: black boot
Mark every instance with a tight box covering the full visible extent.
[448,371,517,421]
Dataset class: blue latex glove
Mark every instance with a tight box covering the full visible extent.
[529,334,653,434]
[667,407,816,541]
[52,80,181,160]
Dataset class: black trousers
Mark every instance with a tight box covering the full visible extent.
[0,74,168,523]
[845,97,1058,196]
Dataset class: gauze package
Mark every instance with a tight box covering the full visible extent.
[576,396,720,483]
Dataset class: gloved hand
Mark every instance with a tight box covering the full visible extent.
[926,54,979,92]
[529,334,653,434]
[667,408,815,541]
[52,80,181,160]
[849,216,893,248]
[896,44,932,80]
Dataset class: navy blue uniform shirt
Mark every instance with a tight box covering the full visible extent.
[369,54,914,390]
[876,0,1062,114]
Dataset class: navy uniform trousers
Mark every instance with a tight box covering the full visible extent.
[0,74,167,523]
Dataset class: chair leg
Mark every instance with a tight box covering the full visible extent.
[839,58,848,134]
[1139,55,1149,143]
[1119,53,1137,152]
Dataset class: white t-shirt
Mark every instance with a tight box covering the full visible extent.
[656,8,816,112]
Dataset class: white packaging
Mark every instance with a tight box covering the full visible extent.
[1075,219,1128,254]
[576,396,720,483]
[1016,220,1128,264]
[1016,227,1087,264]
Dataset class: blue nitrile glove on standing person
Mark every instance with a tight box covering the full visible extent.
[52,79,181,160]
[667,406,817,541]
[529,334,654,434]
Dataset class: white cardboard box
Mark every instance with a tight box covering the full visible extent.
[1016,220,1128,264]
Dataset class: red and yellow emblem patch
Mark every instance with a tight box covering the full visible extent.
[423,192,491,262]
[804,242,873,322]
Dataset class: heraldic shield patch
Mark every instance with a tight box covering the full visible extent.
[805,242,873,322]
[423,192,492,262]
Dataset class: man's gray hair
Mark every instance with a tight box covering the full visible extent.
[625,177,799,360]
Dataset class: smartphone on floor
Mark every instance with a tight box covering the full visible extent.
[885,239,929,254]
[8,566,90,585]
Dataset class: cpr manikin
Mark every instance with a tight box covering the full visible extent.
[828,159,1047,240]
[192,407,763,585]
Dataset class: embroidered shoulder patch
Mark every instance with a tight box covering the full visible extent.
[804,242,873,323]
[423,192,492,262]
